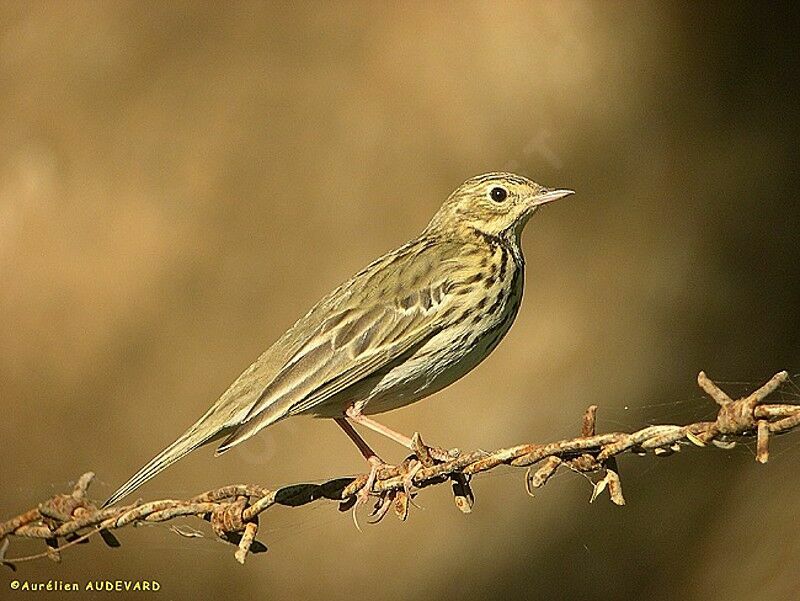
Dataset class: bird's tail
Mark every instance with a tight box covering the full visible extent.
[102,419,228,508]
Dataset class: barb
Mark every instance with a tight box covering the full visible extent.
[1,371,796,567]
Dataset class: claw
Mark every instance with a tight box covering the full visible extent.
[352,457,388,530]
[367,495,393,524]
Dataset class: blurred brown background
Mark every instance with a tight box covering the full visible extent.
[2,1,800,599]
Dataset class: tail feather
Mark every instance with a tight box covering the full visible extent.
[102,425,226,508]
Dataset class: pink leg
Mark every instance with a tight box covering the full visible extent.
[334,417,384,462]
[344,406,457,462]
[344,407,415,448]
[334,418,386,516]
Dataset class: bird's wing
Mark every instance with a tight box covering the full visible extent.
[215,241,467,453]
[103,238,479,506]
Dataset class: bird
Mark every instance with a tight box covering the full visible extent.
[103,172,573,508]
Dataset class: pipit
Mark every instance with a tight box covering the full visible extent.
[104,172,573,507]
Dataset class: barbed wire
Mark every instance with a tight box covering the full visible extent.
[2,370,797,568]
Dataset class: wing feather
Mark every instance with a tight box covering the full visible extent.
[215,277,453,453]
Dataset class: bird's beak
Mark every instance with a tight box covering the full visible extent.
[531,188,575,207]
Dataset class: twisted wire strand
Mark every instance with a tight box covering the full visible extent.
[1,371,796,567]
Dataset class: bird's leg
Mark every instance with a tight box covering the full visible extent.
[344,407,459,463]
[335,415,422,521]
[334,417,387,510]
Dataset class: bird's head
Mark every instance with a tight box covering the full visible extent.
[425,172,573,240]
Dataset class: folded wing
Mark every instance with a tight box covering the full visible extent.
[215,273,455,452]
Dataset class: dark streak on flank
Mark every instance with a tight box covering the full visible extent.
[486,294,503,317]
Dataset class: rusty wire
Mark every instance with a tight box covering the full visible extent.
[1,370,798,567]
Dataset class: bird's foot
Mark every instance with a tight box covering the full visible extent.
[352,456,391,530]
[359,456,386,504]
[364,458,423,525]
[401,459,423,496]
[348,434,457,529]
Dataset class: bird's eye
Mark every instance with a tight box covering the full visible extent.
[489,187,508,202]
